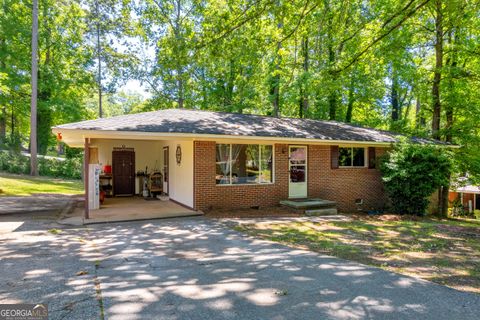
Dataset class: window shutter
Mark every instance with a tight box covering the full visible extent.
[368,147,376,169]
[331,146,339,169]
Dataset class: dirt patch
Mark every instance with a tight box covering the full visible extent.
[436,225,480,237]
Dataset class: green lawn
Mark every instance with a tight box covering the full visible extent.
[0,172,84,196]
[234,214,480,294]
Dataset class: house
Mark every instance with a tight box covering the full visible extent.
[52,108,424,219]
[449,185,480,213]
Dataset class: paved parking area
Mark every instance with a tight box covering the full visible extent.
[0,214,479,319]
[0,195,73,215]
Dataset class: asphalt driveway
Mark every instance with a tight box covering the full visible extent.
[1,215,479,319]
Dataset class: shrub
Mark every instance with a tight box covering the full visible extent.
[474,210,480,220]
[0,151,82,179]
[0,151,29,174]
[379,140,452,215]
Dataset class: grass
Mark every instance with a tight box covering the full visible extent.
[0,172,83,196]
[234,214,480,294]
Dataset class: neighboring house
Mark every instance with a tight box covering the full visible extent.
[449,185,480,213]
[52,108,434,218]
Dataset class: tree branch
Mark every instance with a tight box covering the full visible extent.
[332,0,431,75]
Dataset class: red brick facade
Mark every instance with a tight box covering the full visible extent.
[307,145,388,212]
[194,141,388,212]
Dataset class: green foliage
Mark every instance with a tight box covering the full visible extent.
[449,197,466,217]
[0,152,30,175]
[474,210,480,220]
[0,152,82,179]
[380,141,452,215]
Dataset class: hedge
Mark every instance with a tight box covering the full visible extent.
[0,151,82,179]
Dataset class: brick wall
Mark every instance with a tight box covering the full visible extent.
[194,141,388,212]
[308,145,388,212]
[194,141,288,211]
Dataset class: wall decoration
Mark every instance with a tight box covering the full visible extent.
[176,145,182,165]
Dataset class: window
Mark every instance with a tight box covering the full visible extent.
[215,144,273,184]
[338,147,365,167]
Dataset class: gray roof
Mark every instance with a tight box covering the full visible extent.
[54,108,437,144]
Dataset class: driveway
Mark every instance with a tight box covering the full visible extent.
[0,216,479,319]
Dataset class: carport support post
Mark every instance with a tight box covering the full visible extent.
[84,138,90,219]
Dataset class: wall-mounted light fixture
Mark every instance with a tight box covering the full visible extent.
[176,145,182,165]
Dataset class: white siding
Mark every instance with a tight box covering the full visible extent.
[90,138,194,208]
[163,140,194,208]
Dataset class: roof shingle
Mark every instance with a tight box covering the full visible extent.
[54,109,436,144]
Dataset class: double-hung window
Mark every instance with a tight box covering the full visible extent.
[338,147,366,167]
[215,144,273,184]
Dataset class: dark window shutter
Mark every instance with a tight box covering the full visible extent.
[331,146,339,169]
[368,147,376,169]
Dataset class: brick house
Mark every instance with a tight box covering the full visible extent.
[449,185,480,213]
[52,108,417,218]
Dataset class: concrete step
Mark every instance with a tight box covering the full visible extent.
[280,198,337,210]
[305,208,338,216]
[280,198,337,216]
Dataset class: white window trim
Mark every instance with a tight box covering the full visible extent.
[338,146,367,168]
[216,143,275,186]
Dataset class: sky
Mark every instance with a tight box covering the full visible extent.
[121,79,152,99]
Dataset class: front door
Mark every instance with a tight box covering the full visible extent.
[289,146,307,198]
[163,147,169,195]
[112,149,135,196]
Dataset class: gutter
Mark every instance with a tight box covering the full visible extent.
[51,127,460,148]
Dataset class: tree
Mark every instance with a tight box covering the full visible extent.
[380,140,452,215]
[30,0,38,176]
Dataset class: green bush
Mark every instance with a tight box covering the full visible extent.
[474,210,480,219]
[0,151,30,174]
[379,140,452,215]
[0,151,82,179]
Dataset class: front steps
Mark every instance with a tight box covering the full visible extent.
[280,198,338,216]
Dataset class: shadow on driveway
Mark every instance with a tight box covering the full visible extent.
[87,218,480,320]
[0,216,479,319]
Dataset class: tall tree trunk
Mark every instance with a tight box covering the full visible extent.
[327,45,337,120]
[96,0,103,118]
[0,36,5,142]
[30,0,38,175]
[345,76,355,123]
[301,37,309,117]
[415,97,425,127]
[439,30,457,218]
[225,59,235,109]
[0,107,5,143]
[391,71,400,122]
[272,38,282,117]
[431,0,443,140]
[325,0,337,120]
[174,0,184,109]
[271,4,283,118]
[10,107,14,138]
[445,30,457,144]
[177,75,184,108]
